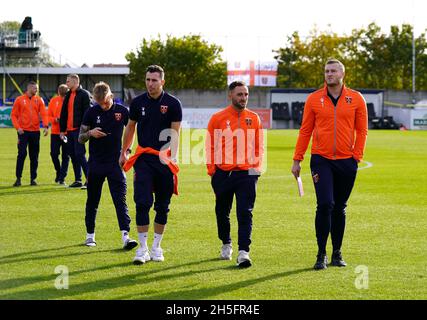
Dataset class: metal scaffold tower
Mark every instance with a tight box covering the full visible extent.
[0,17,41,105]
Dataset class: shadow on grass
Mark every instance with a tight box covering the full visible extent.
[117,267,314,300]
[0,185,72,197]
[0,256,313,300]
[0,244,131,266]
[0,244,83,260]
[0,257,223,298]
[0,244,122,266]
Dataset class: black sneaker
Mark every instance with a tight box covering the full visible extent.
[331,250,347,267]
[30,180,38,186]
[58,180,66,185]
[13,179,21,187]
[123,239,138,251]
[314,253,328,270]
[69,181,83,188]
[81,182,88,190]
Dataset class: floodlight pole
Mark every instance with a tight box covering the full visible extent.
[412,0,416,104]
[2,50,5,105]
[412,26,416,104]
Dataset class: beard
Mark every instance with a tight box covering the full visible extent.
[232,100,246,110]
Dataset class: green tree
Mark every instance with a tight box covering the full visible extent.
[274,27,350,88]
[0,21,20,31]
[125,34,227,90]
[274,23,427,90]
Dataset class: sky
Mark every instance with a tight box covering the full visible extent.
[1,0,425,67]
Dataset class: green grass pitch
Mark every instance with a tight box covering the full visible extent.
[0,128,426,300]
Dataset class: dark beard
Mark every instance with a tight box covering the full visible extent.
[233,102,246,110]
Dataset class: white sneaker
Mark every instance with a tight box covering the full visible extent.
[133,248,151,265]
[220,244,233,260]
[85,238,96,247]
[236,250,252,268]
[150,247,165,262]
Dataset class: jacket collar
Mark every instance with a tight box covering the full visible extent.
[322,83,348,98]
[226,105,246,116]
[71,85,82,93]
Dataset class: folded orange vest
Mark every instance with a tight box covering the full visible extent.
[122,145,179,195]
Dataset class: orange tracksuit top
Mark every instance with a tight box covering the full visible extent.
[206,105,264,176]
[293,84,368,162]
[48,96,64,135]
[11,94,48,132]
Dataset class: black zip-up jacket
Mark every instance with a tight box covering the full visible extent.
[60,86,91,132]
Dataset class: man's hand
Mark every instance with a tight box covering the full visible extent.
[89,127,107,139]
[291,160,302,179]
[119,152,129,168]
[17,128,24,135]
[43,127,48,136]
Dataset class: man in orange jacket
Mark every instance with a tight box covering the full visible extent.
[48,84,69,184]
[291,59,368,270]
[206,81,264,268]
[11,81,48,186]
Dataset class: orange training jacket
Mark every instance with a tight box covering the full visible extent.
[293,84,368,162]
[48,96,64,135]
[206,105,264,176]
[11,94,48,132]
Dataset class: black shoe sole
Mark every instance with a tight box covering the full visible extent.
[237,260,252,268]
[124,241,138,251]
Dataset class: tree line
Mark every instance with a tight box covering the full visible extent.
[274,23,427,90]
[2,20,426,90]
[127,23,427,91]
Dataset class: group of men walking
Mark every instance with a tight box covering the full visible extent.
[10,59,368,270]
[11,74,90,188]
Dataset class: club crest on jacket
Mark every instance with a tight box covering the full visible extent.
[160,105,168,114]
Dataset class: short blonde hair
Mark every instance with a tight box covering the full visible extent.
[58,84,68,97]
[93,81,113,102]
[325,58,345,72]
[67,73,80,82]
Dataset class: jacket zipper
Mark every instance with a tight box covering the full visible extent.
[333,103,337,159]
[237,111,241,128]
[29,97,33,130]
[325,94,337,159]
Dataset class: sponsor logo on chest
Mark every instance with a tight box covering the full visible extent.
[114,113,122,121]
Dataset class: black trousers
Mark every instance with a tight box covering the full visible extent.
[16,131,40,181]
[85,162,130,234]
[50,134,70,181]
[310,154,358,254]
[133,158,174,226]
[66,130,88,182]
[211,169,258,252]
